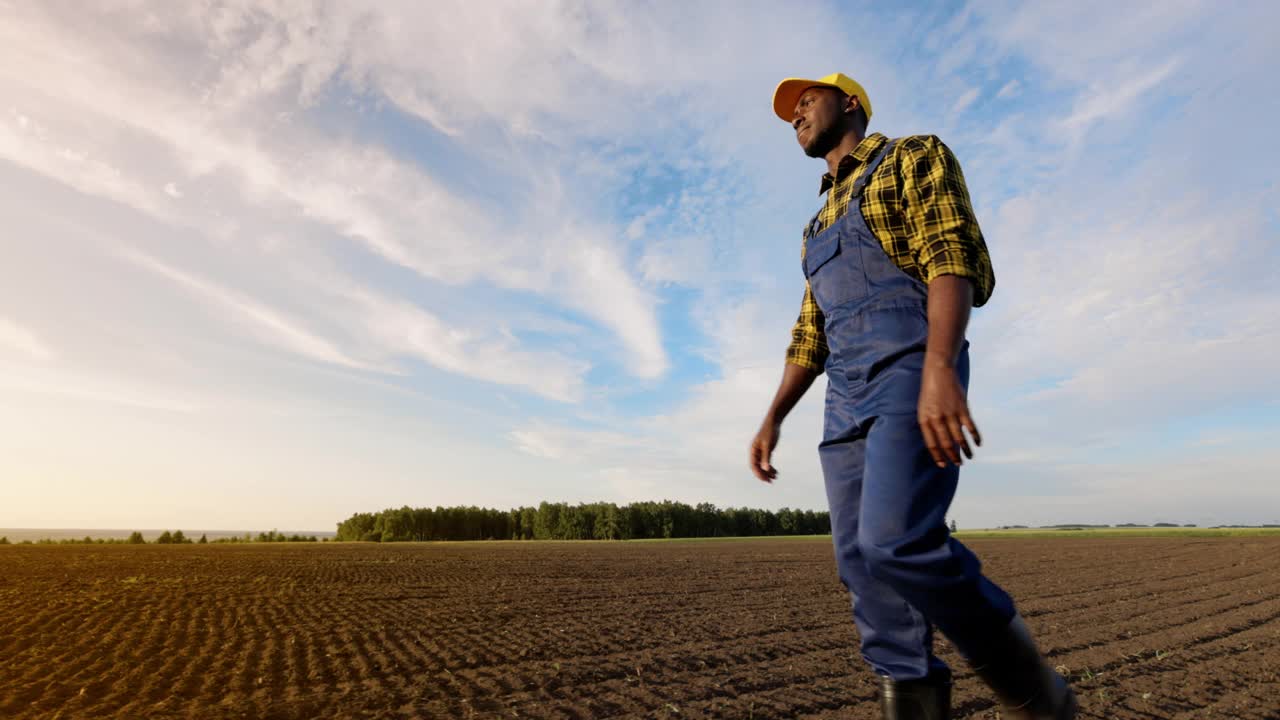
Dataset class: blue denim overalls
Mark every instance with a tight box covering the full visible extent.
[803,139,1016,681]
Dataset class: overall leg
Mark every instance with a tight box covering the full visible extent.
[856,410,1076,718]
[819,436,948,682]
[855,412,1016,654]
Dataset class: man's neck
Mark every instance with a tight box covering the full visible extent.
[824,130,865,177]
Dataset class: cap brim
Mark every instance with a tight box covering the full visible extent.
[772,77,840,122]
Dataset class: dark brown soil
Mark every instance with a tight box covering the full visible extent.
[1,537,1277,719]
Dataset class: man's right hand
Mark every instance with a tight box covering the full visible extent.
[750,363,820,484]
[750,419,781,483]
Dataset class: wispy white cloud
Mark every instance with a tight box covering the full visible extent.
[0,317,53,361]
[969,0,1206,85]
[0,108,172,223]
[335,285,592,402]
[951,87,981,114]
[118,248,379,372]
[1058,59,1179,138]
[0,367,204,414]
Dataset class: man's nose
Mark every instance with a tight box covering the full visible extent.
[792,113,804,129]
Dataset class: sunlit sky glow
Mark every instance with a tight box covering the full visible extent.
[2,1,1277,532]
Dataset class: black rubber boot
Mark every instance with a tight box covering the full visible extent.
[879,668,951,720]
[970,615,1078,720]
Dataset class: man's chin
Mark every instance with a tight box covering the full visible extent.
[802,142,826,158]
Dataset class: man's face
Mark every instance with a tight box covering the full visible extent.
[792,87,846,158]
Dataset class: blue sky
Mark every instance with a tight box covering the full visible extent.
[1,1,1277,531]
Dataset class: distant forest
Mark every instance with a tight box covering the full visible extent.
[335,501,832,542]
[0,529,320,545]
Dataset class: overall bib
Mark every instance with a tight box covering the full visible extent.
[803,140,1016,681]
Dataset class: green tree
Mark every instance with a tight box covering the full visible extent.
[127,531,145,544]
[198,534,208,544]
[695,503,720,537]
[172,530,188,544]
[778,507,797,535]
[518,506,537,540]
[336,512,377,541]
[594,504,621,540]
[534,502,561,540]
[378,506,413,542]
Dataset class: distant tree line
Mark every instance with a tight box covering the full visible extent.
[217,530,321,543]
[996,523,1206,530]
[335,501,832,542]
[0,530,323,545]
[1210,524,1280,529]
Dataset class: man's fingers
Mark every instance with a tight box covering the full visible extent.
[749,444,766,482]
[752,445,773,479]
[923,416,971,466]
[963,413,982,447]
[756,438,774,474]
[749,441,777,483]
[928,418,961,465]
[750,461,770,483]
[920,422,947,468]
[947,418,972,460]
[942,422,961,465]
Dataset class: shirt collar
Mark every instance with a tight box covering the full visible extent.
[819,133,888,195]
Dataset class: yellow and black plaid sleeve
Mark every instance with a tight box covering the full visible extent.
[786,280,828,372]
[896,135,995,306]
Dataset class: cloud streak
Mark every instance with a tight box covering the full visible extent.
[118,248,378,372]
[0,317,54,361]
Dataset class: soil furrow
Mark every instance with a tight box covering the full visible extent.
[2,537,1279,719]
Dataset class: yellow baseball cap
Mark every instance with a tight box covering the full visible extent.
[772,73,872,123]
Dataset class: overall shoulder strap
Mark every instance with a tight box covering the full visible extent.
[806,138,897,240]
[849,139,898,200]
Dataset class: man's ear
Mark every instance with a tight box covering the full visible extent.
[844,94,861,115]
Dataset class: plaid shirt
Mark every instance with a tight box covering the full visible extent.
[786,132,995,372]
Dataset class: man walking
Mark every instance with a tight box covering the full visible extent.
[749,73,1077,719]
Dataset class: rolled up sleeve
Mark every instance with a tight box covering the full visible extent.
[786,280,829,372]
[900,136,995,306]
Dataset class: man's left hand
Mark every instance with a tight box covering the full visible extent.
[918,354,981,467]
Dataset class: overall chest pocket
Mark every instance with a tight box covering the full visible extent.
[804,228,867,313]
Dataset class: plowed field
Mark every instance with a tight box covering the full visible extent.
[2,537,1278,719]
